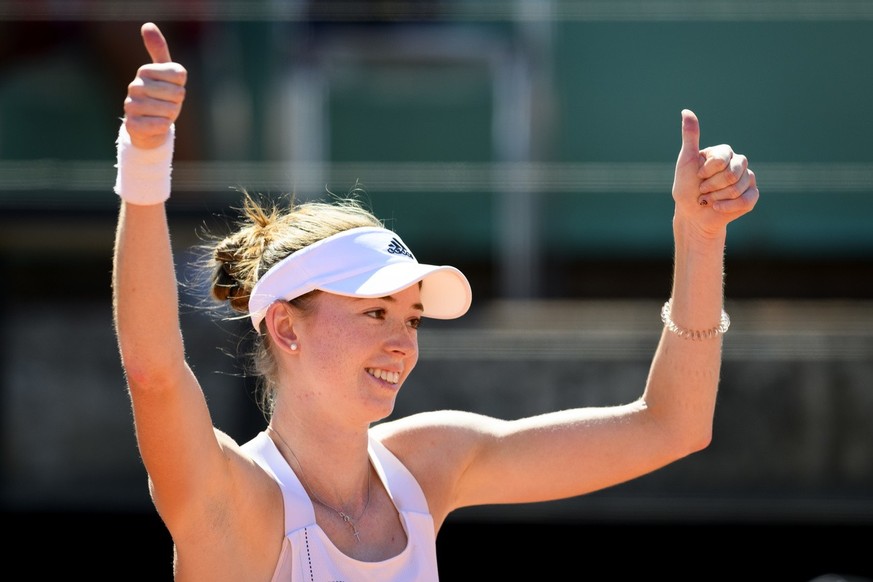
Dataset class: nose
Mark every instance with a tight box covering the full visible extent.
[385,320,418,359]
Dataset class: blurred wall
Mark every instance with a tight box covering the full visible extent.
[1,2,871,579]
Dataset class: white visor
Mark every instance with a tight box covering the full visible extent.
[248,226,472,332]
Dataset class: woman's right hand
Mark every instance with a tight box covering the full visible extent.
[123,22,187,149]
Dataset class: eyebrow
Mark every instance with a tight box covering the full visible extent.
[372,295,424,313]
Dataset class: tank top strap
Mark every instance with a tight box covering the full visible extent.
[367,435,429,514]
[242,431,316,534]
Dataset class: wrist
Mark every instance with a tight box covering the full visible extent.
[113,123,175,206]
[661,298,730,340]
[673,214,727,251]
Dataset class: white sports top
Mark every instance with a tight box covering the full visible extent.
[242,431,440,582]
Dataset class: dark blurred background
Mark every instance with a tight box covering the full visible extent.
[1,1,871,579]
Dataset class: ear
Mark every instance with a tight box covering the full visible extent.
[263,301,300,354]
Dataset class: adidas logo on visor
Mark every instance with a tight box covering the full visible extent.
[387,237,414,260]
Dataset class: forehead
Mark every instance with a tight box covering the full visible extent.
[317,285,424,310]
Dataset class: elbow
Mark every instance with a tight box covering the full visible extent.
[687,426,713,455]
[121,352,187,394]
[651,406,713,462]
[674,422,713,460]
[118,332,188,392]
[644,392,716,460]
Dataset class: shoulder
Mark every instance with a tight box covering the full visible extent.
[370,410,505,523]
[371,409,502,454]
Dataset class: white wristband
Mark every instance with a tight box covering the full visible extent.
[113,123,175,206]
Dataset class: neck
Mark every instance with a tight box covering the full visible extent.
[270,396,371,459]
[267,424,371,512]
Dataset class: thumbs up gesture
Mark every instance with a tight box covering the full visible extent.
[672,109,759,237]
[123,22,187,150]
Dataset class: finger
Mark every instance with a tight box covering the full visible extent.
[712,170,759,213]
[130,65,187,100]
[699,171,748,206]
[700,152,748,195]
[698,144,733,179]
[124,115,175,140]
[677,109,701,166]
[124,94,184,120]
[141,22,172,64]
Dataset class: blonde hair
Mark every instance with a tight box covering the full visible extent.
[203,189,382,416]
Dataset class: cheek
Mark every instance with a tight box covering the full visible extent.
[402,336,420,375]
[410,336,420,361]
[302,339,358,395]
[305,316,368,369]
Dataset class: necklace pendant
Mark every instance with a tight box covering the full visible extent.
[339,512,361,542]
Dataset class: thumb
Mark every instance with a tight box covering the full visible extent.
[141,22,172,64]
[678,109,701,163]
[672,108,704,204]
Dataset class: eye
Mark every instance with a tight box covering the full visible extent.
[365,308,386,320]
[407,317,422,330]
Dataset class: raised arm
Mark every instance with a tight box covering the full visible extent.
[650,108,758,446]
[112,23,231,530]
[376,110,759,523]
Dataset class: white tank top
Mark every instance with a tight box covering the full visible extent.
[242,431,440,582]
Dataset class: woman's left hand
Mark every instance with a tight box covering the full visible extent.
[672,109,759,238]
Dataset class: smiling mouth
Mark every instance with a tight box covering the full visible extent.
[367,368,400,384]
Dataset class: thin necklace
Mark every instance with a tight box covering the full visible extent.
[267,425,371,542]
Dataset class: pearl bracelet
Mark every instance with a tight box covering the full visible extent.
[660,298,730,340]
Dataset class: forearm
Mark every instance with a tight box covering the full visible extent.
[643,218,729,449]
[669,217,727,332]
[112,201,187,385]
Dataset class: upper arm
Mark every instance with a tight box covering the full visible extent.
[374,401,687,523]
[128,361,245,533]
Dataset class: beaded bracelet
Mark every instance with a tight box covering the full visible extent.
[660,298,730,340]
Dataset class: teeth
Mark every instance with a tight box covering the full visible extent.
[367,368,400,384]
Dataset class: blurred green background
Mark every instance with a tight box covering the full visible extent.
[1,1,871,579]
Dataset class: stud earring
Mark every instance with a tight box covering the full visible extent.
[289,342,298,351]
